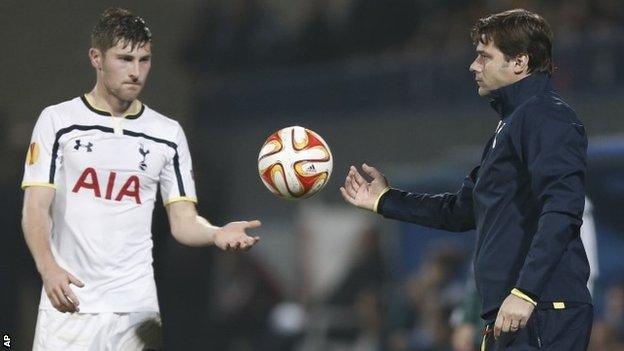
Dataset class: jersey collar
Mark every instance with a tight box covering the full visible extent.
[81,94,145,120]
[488,73,550,119]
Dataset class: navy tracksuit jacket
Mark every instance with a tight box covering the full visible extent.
[378,73,592,318]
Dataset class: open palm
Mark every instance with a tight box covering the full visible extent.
[214,220,261,251]
[340,164,389,212]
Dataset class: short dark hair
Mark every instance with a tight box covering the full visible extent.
[471,9,554,75]
[91,7,152,52]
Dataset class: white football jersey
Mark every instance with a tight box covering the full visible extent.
[22,95,197,312]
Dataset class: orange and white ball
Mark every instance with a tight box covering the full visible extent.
[258,126,332,199]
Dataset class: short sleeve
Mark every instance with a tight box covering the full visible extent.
[160,123,197,205]
[21,108,59,189]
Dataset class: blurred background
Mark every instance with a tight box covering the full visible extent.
[1,0,624,350]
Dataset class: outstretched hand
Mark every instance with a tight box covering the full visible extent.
[340,163,389,212]
[214,220,261,251]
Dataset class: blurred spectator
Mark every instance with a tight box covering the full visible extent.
[589,319,624,351]
[605,283,624,341]
[210,253,283,350]
[388,247,467,351]
[268,302,306,350]
[323,226,387,350]
[328,226,386,306]
[449,272,483,351]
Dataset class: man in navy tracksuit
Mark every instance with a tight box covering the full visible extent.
[340,9,593,350]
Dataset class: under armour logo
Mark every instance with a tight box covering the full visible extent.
[139,143,150,170]
[74,140,93,152]
[492,121,506,149]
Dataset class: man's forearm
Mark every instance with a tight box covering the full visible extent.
[378,189,475,232]
[171,214,219,247]
[376,168,477,232]
[166,201,260,251]
[22,210,57,274]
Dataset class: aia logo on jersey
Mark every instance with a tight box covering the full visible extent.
[72,167,141,204]
[138,143,150,171]
[74,140,94,152]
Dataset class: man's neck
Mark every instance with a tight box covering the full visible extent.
[87,85,140,117]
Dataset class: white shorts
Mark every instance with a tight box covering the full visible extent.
[32,309,162,351]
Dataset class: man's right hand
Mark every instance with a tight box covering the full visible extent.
[40,264,84,313]
[340,163,389,212]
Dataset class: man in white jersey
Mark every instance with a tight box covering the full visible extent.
[21,7,261,350]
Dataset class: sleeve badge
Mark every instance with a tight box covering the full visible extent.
[25,142,40,165]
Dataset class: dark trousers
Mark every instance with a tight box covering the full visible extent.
[482,304,593,350]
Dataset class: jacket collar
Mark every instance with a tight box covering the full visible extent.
[488,73,550,119]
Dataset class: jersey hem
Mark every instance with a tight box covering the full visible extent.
[37,306,160,313]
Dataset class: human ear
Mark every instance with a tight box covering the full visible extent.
[513,54,529,74]
[89,48,103,70]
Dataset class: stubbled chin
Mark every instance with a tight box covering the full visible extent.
[120,88,141,100]
[477,87,490,97]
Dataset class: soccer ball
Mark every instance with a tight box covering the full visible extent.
[258,126,333,199]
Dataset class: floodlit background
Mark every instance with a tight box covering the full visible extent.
[1,0,624,350]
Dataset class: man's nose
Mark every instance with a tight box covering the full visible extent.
[469,60,479,73]
[129,62,140,81]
